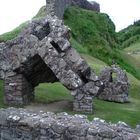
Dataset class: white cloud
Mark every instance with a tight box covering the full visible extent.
[0,0,45,34]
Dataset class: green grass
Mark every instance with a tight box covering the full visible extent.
[124,42,140,52]
[117,20,140,48]
[92,97,140,128]
[34,83,72,103]
[81,54,107,75]
[64,6,117,63]
[64,6,140,80]
[122,43,140,74]
[124,43,140,62]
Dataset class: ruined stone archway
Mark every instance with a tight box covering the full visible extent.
[97,65,129,103]
[0,16,99,113]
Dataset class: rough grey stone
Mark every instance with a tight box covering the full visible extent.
[0,108,139,140]
[97,65,129,103]
[0,15,99,113]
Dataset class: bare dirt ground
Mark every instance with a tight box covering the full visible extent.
[25,100,71,113]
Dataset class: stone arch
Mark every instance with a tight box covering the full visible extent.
[97,65,129,103]
[0,16,99,113]
[14,54,58,87]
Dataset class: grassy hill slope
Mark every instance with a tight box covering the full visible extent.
[124,42,140,61]
[64,7,117,62]
[118,20,140,49]
[64,7,140,80]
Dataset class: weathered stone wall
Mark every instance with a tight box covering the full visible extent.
[4,74,34,105]
[0,108,139,140]
[97,65,129,103]
[0,15,99,113]
[46,0,100,19]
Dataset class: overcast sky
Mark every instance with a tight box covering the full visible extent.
[0,0,140,35]
[93,0,140,31]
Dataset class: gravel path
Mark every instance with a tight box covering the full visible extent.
[25,100,70,113]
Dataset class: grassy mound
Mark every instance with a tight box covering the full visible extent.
[64,7,140,80]
[64,7,117,63]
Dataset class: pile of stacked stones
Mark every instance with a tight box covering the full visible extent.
[0,108,139,140]
[97,65,129,103]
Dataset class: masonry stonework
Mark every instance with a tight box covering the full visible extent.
[0,108,139,140]
[4,74,34,105]
[97,65,129,103]
[46,0,100,19]
[0,15,99,113]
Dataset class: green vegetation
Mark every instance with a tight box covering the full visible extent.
[0,22,28,42]
[64,7,140,80]
[35,83,72,103]
[122,42,140,76]
[64,7,117,63]
[118,20,140,49]
[124,42,140,62]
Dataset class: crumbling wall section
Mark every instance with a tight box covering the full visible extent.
[97,65,129,103]
[4,74,34,105]
[46,0,100,19]
[0,108,139,140]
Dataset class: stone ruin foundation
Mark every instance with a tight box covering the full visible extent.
[0,15,99,114]
[0,108,139,140]
[97,65,129,103]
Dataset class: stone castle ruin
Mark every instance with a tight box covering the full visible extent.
[0,1,135,139]
[0,15,99,113]
[46,0,100,19]
[97,65,129,103]
[0,0,129,115]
